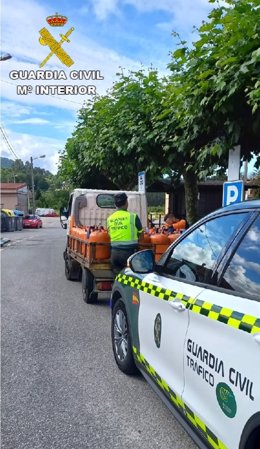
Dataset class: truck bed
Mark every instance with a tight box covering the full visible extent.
[67,234,114,278]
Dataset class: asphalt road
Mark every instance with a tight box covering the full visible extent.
[1,218,197,449]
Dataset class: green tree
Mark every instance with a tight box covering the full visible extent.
[0,158,65,211]
[168,0,260,169]
[37,189,70,210]
[1,159,53,189]
[59,69,171,189]
[158,0,260,222]
[59,0,260,225]
[35,173,71,210]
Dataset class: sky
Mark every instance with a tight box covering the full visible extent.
[0,0,212,174]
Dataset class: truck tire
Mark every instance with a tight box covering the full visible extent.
[64,252,81,281]
[82,268,98,304]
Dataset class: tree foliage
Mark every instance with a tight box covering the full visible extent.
[1,159,53,190]
[59,69,171,190]
[168,0,260,169]
[0,158,69,211]
[59,0,260,224]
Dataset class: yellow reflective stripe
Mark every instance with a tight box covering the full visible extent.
[132,346,227,449]
[190,299,260,335]
[129,212,136,241]
[194,415,206,433]
[116,273,190,307]
[116,274,260,335]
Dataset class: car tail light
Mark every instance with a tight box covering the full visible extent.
[96,281,113,291]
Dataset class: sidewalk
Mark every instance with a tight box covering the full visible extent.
[0,217,62,245]
[0,237,11,247]
[0,229,23,246]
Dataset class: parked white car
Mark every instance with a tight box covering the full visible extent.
[35,208,56,216]
[111,200,260,449]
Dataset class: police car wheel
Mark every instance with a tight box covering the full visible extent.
[112,300,138,375]
[240,421,260,449]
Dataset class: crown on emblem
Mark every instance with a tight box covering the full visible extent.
[46,12,68,27]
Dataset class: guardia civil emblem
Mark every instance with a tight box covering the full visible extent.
[39,12,74,68]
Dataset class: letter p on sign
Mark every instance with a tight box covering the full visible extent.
[223,181,244,207]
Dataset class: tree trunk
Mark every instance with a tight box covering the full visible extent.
[183,169,198,226]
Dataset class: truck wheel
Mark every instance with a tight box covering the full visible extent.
[65,253,81,281]
[82,268,98,304]
[111,299,138,374]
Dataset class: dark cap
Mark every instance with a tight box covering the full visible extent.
[114,192,128,207]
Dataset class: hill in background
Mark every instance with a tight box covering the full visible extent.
[1,157,14,168]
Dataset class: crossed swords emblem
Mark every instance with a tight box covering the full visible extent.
[39,27,74,68]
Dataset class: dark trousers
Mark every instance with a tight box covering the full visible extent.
[111,247,138,275]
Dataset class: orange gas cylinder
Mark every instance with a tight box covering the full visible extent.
[69,215,75,233]
[174,219,186,231]
[72,227,82,253]
[168,233,181,244]
[139,233,151,251]
[88,230,110,260]
[150,233,170,261]
[77,228,87,256]
[69,227,87,253]
[69,226,77,251]
[70,226,76,237]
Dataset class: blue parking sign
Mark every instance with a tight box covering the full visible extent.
[138,171,146,193]
[223,180,244,207]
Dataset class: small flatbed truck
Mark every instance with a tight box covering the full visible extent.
[60,189,147,303]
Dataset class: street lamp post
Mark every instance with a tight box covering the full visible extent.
[30,155,46,214]
[0,52,12,61]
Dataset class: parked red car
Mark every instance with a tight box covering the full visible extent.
[22,215,43,229]
[45,212,58,217]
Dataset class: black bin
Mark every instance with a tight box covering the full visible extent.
[7,217,16,232]
[0,214,9,232]
[15,216,23,231]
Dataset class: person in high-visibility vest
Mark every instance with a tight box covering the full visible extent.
[107,192,143,274]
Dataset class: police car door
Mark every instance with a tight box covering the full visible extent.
[138,268,205,406]
[182,213,260,449]
[138,211,250,421]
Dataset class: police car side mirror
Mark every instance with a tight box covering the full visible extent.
[128,249,155,274]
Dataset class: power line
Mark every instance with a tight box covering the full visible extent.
[0,125,20,160]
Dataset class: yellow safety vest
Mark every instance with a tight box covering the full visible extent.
[107,210,138,247]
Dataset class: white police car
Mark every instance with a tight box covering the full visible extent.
[111,200,260,449]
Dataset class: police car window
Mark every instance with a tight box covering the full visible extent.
[96,194,116,208]
[165,213,246,283]
[220,216,260,299]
